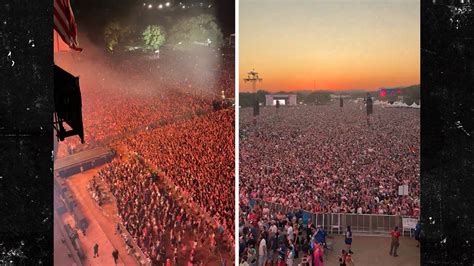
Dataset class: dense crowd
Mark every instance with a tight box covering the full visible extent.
[240,102,420,216]
[55,43,235,263]
[98,157,226,265]
[55,46,234,158]
[238,201,351,266]
[124,109,235,240]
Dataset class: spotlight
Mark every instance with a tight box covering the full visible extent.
[165,2,170,7]
[158,4,163,9]
[148,4,152,9]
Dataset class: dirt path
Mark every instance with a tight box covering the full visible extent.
[65,168,139,266]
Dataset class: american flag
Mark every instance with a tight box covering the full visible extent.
[54,0,82,51]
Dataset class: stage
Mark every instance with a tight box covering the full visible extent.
[54,147,115,178]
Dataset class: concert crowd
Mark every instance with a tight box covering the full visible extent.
[240,102,420,217]
[124,109,235,240]
[55,46,235,264]
[56,48,234,158]
[98,157,224,265]
[239,201,336,266]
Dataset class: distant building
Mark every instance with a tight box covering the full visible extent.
[265,94,297,106]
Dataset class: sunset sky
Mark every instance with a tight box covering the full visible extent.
[240,0,420,92]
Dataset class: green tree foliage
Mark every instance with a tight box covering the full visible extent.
[104,21,132,53]
[256,90,269,104]
[305,91,331,105]
[401,85,420,105]
[142,25,166,51]
[239,90,271,107]
[168,14,224,50]
[403,97,415,106]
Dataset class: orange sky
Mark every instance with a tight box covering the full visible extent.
[240,0,420,92]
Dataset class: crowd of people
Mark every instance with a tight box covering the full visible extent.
[55,39,235,264]
[240,101,420,217]
[55,43,234,158]
[97,157,227,265]
[239,201,356,266]
[124,109,235,240]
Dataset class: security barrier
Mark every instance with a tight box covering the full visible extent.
[252,198,416,236]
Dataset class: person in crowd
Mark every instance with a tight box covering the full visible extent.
[339,249,347,266]
[112,249,119,265]
[258,232,267,266]
[240,256,250,266]
[390,226,401,257]
[345,253,355,266]
[345,226,353,254]
[286,244,295,266]
[415,220,421,247]
[247,244,257,266]
[93,243,99,258]
[314,226,327,246]
[313,242,324,266]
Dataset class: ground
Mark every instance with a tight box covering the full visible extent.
[55,167,138,266]
[298,235,420,266]
[55,162,232,266]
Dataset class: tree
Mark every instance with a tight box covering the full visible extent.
[256,90,269,105]
[168,14,224,50]
[104,21,132,53]
[305,91,331,105]
[142,25,166,51]
[239,92,254,108]
[239,90,270,107]
[403,97,415,106]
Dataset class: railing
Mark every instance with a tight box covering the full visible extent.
[98,178,151,266]
[117,223,151,266]
[136,154,234,246]
[102,155,232,266]
[251,198,416,236]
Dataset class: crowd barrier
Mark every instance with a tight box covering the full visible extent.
[117,222,151,266]
[251,198,417,236]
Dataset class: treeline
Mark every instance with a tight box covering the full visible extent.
[239,90,333,107]
[397,85,420,105]
[239,84,420,108]
[375,85,420,105]
[103,14,224,53]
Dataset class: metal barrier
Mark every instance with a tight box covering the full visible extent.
[253,198,413,236]
[117,223,151,266]
[101,180,151,266]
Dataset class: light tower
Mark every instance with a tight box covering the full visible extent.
[243,69,262,116]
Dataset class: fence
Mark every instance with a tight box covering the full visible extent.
[117,223,151,266]
[101,181,151,266]
[251,198,415,236]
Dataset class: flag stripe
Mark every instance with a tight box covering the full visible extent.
[54,15,72,46]
[53,0,82,51]
[53,10,71,41]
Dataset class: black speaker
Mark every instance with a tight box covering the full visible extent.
[54,65,84,143]
[253,100,260,116]
[366,96,373,115]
